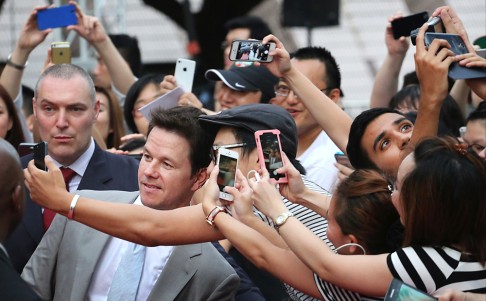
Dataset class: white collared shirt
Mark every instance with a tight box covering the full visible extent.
[87,196,174,301]
[50,138,95,192]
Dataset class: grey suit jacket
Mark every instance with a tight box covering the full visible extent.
[22,190,239,301]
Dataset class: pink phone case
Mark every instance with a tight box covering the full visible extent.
[254,129,288,184]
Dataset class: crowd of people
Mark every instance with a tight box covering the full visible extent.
[0,1,484,301]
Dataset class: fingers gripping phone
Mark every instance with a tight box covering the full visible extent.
[384,278,437,301]
[37,4,78,30]
[51,42,71,64]
[18,142,48,171]
[230,40,276,63]
[174,58,196,92]
[217,148,239,201]
[255,130,288,184]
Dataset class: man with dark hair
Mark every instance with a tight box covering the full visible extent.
[0,139,41,300]
[272,46,342,192]
[22,106,239,301]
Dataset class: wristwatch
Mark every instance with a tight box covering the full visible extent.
[274,211,294,232]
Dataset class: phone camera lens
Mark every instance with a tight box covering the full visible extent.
[183,67,187,71]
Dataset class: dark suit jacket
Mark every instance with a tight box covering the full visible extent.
[5,143,140,273]
[0,248,41,301]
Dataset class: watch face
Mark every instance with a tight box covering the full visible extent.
[276,215,285,225]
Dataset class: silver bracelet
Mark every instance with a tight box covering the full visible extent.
[68,194,80,220]
[6,53,28,70]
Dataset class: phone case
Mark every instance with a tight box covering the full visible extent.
[37,4,78,30]
[254,129,288,184]
[51,42,71,64]
[229,40,275,63]
[425,33,486,80]
[174,58,196,92]
[217,148,239,201]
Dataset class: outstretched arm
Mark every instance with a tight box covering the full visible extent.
[0,6,51,100]
[370,12,410,108]
[68,1,136,95]
[261,34,352,153]
[24,158,223,246]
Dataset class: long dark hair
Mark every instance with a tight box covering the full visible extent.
[0,84,25,150]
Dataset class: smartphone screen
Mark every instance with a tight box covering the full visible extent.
[385,279,437,301]
[230,40,275,62]
[254,130,287,183]
[217,149,238,201]
[33,142,48,171]
[37,4,78,30]
[391,11,429,39]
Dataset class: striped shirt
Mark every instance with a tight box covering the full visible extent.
[257,176,379,301]
[387,246,486,295]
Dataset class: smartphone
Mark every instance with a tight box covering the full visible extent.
[37,4,78,30]
[424,33,486,80]
[33,142,48,171]
[216,148,239,201]
[410,16,444,45]
[391,11,429,39]
[255,129,288,184]
[18,143,37,157]
[229,40,276,63]
[476,48,486,59]
[174,58,196,92]
[334,152,353,169]
[384,278,437,301]
[51,42,71,64]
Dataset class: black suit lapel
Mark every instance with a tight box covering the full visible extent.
[78,143,113,190]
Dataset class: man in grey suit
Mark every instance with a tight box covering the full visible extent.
[22,106,239,301]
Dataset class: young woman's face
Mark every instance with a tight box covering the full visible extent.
[0,97,13,139]
[392,153,415,225]
[463,119,486,159]
[94,92,111,141]
[132,84,163,136]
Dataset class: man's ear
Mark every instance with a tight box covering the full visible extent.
[11,185,24,214]
[328,88,341,103]
[192,168,209,191]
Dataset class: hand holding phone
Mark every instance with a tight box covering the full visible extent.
[255,130,287,184]
[174,58,196,92]
[230,40,276,63]
[37,4,78,30]
[217,148,239,201]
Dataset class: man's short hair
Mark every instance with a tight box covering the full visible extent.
[224,16,271,40]
[109,34,142,77]
[347,107,403,170]
[147,106,212,176]
[35,64,96,102]
[292,46,343,97]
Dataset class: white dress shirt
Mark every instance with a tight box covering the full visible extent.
[87,196,174,301]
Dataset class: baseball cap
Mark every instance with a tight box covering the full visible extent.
[198,104,298,160]
[205,63,278,103]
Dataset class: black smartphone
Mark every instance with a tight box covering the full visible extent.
[391,11,429,39]
[384,278,437,301]
[18,143,37,157]
[33,142,48,171]
[37,4,77,30]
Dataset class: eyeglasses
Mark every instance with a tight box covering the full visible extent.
[210,143,247,162]
[274,83,331,98]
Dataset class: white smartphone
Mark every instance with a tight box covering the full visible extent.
[174,58,196,92]
[216,148,239,201]
[229,40,276,63]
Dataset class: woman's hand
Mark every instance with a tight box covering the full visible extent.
[225,170,255,222]
[260,34,292,78]
[247,168,287,219]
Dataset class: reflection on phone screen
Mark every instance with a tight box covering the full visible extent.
[396,284,436,301]
[217,155,237,191]
[236,41,271,62]
[260,133,284,179]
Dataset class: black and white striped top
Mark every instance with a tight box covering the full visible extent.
[387,246,486,295]
[257,176,381,301]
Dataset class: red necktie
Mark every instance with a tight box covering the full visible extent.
[43,167,77,230]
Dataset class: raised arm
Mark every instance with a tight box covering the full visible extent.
[67,1,136,95]
[0,6,51,100]
[262,34,352,153]
[370,12,410,108]
[24,158,223,246]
